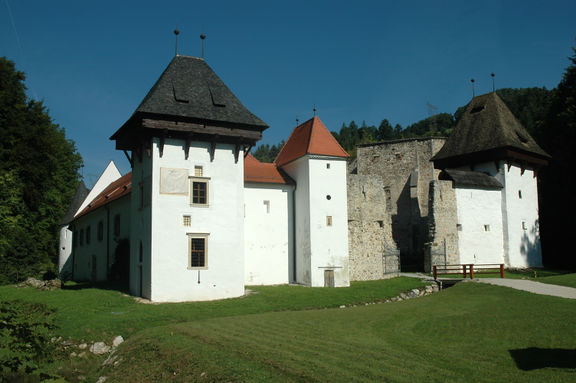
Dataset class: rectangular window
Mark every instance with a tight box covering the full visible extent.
[484,224,491,232]
[457,224,462,231]
[183,215,191,226]
[188,234,209,269]
[263,200,270,214]
[194,166,203,177]
[97,221,104,241]
[191,179,209,205]
[114,214,121,236]
[326,216,333,226]
[326,163,330,169]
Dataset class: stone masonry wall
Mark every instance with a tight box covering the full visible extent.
[425,180,460,272]
[347,174,399,280]
[354,138,445,271]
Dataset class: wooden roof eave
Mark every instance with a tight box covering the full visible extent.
[433,146,550,170]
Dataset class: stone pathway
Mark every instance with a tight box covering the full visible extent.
[474,278,576,299]
[400,272,576,299]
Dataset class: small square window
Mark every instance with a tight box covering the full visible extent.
[326,216,333,226]
[326,163,330,169]
[263,200,270,214]
[457,224,462,231]
[518,190,522,199]
[194,166,203,177]
[183,215,191,226]
[484,224,490,232]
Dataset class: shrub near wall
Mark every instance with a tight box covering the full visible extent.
[0,300,57,375]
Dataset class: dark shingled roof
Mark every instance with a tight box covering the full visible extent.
[112,56,268,138]
[440,169,503,190]
[60,181,89,225]
[432,92,550,168]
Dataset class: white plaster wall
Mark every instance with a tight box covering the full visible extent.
[501,164,542,267]
[280,156,350,287]
[308,158,350,287]
[58,226,73,277]
[76,161,121,215]
[455,187,504,265]
[148,138,245,302]
[281,157,311,285]
[130,152,152,298]
[72,196,131,282]
[244,183,293,285]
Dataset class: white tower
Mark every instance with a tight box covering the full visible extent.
[275,116,350,287]
[110,56,268,301]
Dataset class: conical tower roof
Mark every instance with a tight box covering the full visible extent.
[60,181,89,225]
[275,116,349,167]
[432,92,550,168]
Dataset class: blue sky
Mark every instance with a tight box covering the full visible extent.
[2,0,574,186]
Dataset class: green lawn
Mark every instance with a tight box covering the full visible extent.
[536,273,576,288]
[0,277,427,342]
[104,283,576,383]
[2,277,575,382]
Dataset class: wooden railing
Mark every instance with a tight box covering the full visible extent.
[433,264,505,279]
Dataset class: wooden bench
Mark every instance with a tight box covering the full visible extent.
[433,264,505,279]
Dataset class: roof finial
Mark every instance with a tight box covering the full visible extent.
[313,105,317,117]
[491,73,495,92]
[200,33,206,59]
[296,117,299,126]
[471,78,475,98]
[174,29,180,56]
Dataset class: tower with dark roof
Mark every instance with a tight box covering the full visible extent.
[431,92,549,268]
[110,55,269,301]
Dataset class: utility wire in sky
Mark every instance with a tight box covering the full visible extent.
[4,0,37,99]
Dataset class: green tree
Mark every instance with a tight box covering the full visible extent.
[0,57,82,284]
[537,48,576,269]
[377,119,395,140]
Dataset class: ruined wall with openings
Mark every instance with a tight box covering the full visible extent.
[353,138,445,271]
[425,180,460,272]
[347,174,399,280]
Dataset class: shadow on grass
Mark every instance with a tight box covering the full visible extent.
[509,348,576,370]
[62,280,129,294]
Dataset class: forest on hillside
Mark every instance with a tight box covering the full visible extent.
[253,49,575,269]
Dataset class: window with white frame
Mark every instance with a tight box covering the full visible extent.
[188,234,209,269]
[190,177,210,206]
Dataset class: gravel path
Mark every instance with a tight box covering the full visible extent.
[400,272,576,299]
[474,278,576,299]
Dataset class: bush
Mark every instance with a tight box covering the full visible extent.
[0,300,57,374]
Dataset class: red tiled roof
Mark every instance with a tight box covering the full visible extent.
[244,154,294,185]
[274,116,349,167]
[75,172,132,219]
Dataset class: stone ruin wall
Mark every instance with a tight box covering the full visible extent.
[425,180,460,271]
[347,174,399,280]
[352,138,445,270]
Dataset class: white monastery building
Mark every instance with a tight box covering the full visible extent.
[59,55,549,302]
[59,55,350,302]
